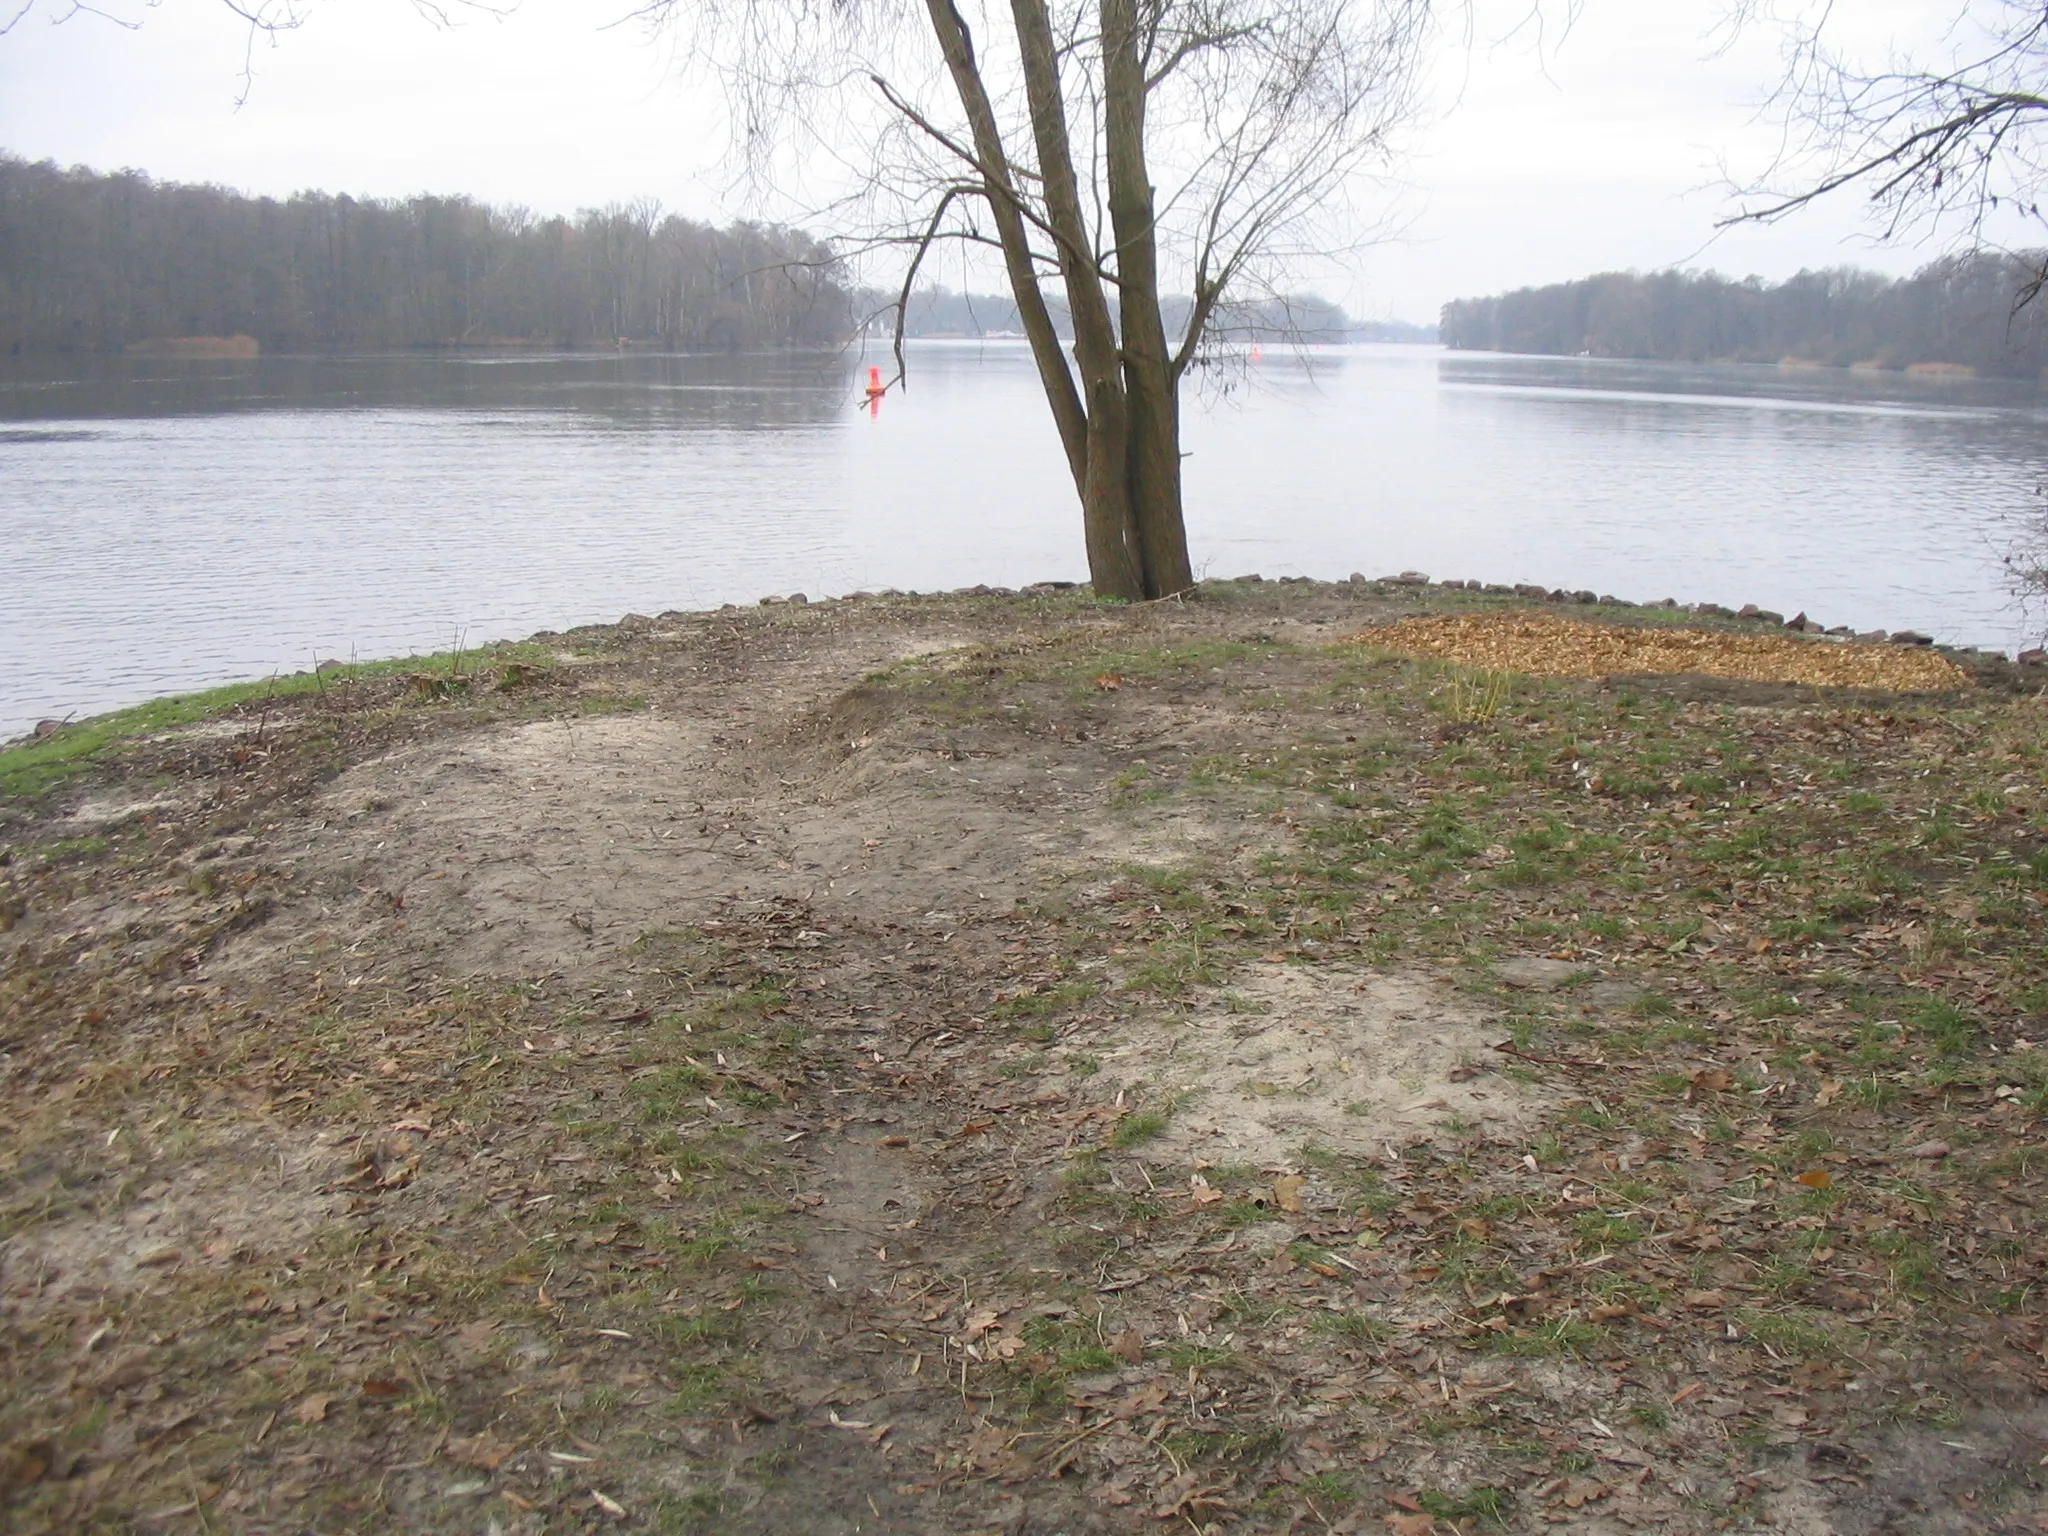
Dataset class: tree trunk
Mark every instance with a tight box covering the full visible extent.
[923,0,1189,604]
[921,0,1091,491]
[1101,0,1195,599]
[1009,0,1146,602]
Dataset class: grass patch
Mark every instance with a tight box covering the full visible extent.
[0,642,549,799]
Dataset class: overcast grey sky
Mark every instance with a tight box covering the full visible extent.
[0,0,1968,323]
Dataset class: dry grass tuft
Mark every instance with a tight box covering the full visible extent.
[1360,610,1971,690]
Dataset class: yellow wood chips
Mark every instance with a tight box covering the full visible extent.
[1360,610,1970,691]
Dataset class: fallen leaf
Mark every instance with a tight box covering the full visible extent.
[291,1394,332,1426]
[447,1432,510,1471]
[0,1440,59,1497]
[1814,1080,1842,1107]
[1682,1290,1726,1311]
[1796,1169,1833,1190]
[359,1378,406,1401]
[1561,1478,1613,1509]
[1188,1174,1224,1205]
[962,1309,1001,1340]
[1109,1330,1145,1364]
[1907,1140,1951,1161]
[1691,1069,1734,1093]
[590,1488,626,1518]
[1384,1516,1434,1536]
[1273,1175,1306,1214]
[1109,1381,1169,1419]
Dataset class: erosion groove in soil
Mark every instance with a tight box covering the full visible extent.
[2,580,2047,1534]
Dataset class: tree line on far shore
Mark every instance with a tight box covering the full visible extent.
[0,154,850,354]
[1439,254,2048,380]
[879,286,1434,345]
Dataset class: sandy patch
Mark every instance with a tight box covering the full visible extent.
[1,1131,344,1313]
[233,709,1113,977]
[57,797,191,831]
[1091,964,1540,1165]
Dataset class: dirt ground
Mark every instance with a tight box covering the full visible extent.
[4,580,2048,1535]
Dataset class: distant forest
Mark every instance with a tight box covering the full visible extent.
[0,154,850,354]
[882,286,1434,344]
[1440,254,2048,380]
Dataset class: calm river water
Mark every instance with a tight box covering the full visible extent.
[3,342,2045,739]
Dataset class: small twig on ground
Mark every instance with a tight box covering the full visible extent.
[1493,1041,1605,1070]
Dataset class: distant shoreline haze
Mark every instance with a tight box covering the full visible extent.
[1440,257,2048,382]
[0,153,1427,356]
[874,287,1436,345]
[0,153,851,354]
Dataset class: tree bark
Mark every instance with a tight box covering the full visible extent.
[1101,0,1195,599]
[1009,0,1145,602]
[922,0,1188,604]
[920,0,1092,495]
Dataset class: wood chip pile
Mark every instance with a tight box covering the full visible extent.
[1360,610,1971,691]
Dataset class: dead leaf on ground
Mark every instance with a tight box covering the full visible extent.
[447,1432,511,1470]
[1110,1381,1169,1420]
[291,1394,332,1426]
[1273,1175,1306,1213]
[1188,1174,1224,1205]
[1796,1168,1834,1190]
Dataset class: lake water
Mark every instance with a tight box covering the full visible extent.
[4,343,2045,740]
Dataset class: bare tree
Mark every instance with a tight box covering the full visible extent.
[1723,2,2048,294]
[637,0,1436,600]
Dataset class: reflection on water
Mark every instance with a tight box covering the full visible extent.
[2,344,2043,738]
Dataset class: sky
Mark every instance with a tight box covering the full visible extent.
[0,0,1984,324]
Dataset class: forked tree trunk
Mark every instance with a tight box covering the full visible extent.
[926,0,1194,603]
